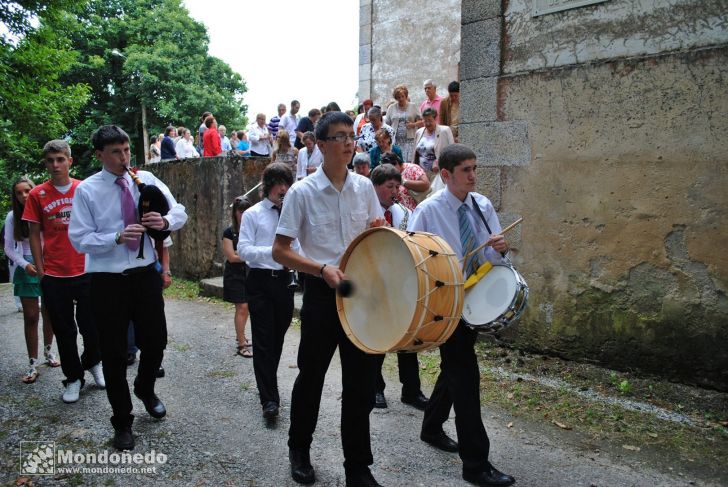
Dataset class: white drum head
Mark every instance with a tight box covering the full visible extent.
[462,265,518,325]
[340,229,418,352]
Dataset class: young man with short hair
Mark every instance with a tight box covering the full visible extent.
[407,143,515,486]
[23,140,104,404]
[273,111,385,487]
[280,100,301,147]
[370,164,429,411]
[69,125,188,451]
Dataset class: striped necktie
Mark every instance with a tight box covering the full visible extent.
[458,204,478,278]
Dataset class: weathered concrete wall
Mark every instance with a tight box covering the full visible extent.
[360,0,461,106]
[145,157,269,279]
[461,0,728,389]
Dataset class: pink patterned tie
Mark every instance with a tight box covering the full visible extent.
[115,177,139,251]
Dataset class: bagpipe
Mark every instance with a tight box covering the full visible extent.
[125,166,171,260]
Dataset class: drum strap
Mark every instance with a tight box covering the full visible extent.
[470,195,493,234]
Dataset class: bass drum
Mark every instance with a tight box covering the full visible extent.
[337,227,463,353]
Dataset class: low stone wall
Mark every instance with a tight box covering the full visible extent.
[144,156,269,279]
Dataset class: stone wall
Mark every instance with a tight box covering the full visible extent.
[145,156,269,279]
[460,0,728,389]
[359,0,461,106]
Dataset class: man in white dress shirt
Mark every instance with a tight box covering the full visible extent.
[369,164,429,411]
[237,162,297,422]
[279,100,300,148]
[407,144,515,487]
[272,111,386,487]
[69,125,188,451]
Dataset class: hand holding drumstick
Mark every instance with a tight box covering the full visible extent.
[463,218,523,262]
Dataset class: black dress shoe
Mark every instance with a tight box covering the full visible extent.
[374,392,387,409]
[134,389,167,419]
[113,426,134,450]
[345,468,383,487]
[263,402,279,419]
[155,366,165,378]
[126,353,136,366]
[289,448,315,484]
[420,431,458,452]
[462,464,515,486]
[401,391,429,411]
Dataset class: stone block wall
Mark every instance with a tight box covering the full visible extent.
[460,0,728,389]
[145,156,269,279]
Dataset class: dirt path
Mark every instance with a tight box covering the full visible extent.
[0,284,719,486]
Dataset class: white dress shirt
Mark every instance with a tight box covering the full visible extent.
[407,187,506,269]
[384,202,411,231]
[276,165,383,266]
[175,137,200,158]
[4,212,31,268]
[296,146,323,180]
[69,168,187,273]
[238,198,300,269]
[279,113,299,146]
[248,123,272,155]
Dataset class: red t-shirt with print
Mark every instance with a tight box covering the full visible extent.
[22,179,85,277]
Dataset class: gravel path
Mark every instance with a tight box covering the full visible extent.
[0,284,716,486]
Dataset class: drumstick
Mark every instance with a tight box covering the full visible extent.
[463,217,523,261]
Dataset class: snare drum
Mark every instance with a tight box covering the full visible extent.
[462,265,529,333]
[337,227,464,353]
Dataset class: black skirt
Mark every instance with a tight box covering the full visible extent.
[223,261,247,303]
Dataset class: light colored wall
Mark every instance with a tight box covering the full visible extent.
[359,0,461,107]
[460,0,728,389]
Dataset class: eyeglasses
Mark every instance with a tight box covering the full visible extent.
[322,134,358,143]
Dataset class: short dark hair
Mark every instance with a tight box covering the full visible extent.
[326,101,341,112]
[315,111,353,141]
[91,125,130,151]
[422,107,438,119]
[438,143,476,173]
[380,151,403,166]
[201,111,212,122]
[204,116,216,128]
[262,162,294,197]
[308,108,321,118]
[291,100,300,107]
[371,163,401,186]
[165,125,176,136]
[302,131,316,143]
[42,139,71,158]
[447,81,460,93]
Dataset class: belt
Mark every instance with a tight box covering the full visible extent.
[120,263,156,276]
[249,268,288,278]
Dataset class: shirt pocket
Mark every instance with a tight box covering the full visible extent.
[308,212,337,246]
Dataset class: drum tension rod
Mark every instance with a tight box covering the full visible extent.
[428,250,439,256]
[433,315,443,321]
[435,280,444,287]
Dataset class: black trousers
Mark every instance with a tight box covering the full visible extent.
[90,265,167,430]
[246,269,294,406]
[288,275,377,474]
[41,274,100,386]
[422,321,490,474]
[374,352,422,397]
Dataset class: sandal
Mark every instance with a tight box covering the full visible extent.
[22,359,39,384]
[44,346,61,367]
[235,339,253,358]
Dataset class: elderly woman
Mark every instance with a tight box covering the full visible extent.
[380,151,430,211]
[413,107,455,175]
[296,131,323,180]
[357,106,394,154]
[384,84,422,163]
[369,128,403,169]
[174,128,200,159]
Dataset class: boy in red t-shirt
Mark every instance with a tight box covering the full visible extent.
[23,139,104,404]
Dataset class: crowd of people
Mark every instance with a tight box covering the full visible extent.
[3,78,518,487]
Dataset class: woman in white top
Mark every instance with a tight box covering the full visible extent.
[175,128,200,159]
[384,84,422,164]
[4,177,59,383]
[295,132,323,180]
[413,107,455,177]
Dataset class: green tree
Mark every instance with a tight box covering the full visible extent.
[62,0,247,169]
